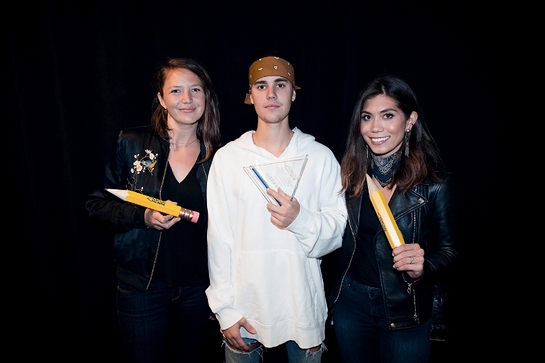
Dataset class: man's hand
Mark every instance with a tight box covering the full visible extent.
[266,188,300,228]
[222,317,258,352]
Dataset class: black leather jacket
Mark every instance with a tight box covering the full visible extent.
[86,126,211,291]
[323,173,461,331]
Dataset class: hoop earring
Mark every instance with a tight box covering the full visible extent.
[404,129,410,156]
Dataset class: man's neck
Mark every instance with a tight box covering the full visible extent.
[253,123,294,158]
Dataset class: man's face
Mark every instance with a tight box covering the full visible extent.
[249,75,296,125]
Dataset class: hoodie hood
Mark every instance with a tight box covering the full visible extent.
[230,127,315,159]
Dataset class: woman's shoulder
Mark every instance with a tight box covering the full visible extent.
[115,126,166,157]
[118,125,165,144]
[420,170,453,185]
[417,171,456,199]
[119,125,153,138]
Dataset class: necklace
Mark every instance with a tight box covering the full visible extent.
[169,138,198,151]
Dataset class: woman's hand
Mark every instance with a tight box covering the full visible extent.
[392,243,424,279]
[144,203,180,230]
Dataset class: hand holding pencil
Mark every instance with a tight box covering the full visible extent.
[106,188,199,225]
[366,175,424,279]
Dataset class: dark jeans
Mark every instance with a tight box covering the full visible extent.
[116,280,211,363]
[332,275,431,363]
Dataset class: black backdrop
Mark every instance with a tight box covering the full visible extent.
[6,1,500,361]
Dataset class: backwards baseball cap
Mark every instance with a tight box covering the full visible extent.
[244,56,301,104]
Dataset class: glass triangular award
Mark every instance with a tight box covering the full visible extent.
[243,154,308,206]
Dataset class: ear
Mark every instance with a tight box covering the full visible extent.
[407,111,418,130]
[292,89,296,102]
[158,92,166,109]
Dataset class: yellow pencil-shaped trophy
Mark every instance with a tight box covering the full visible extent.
[106,188,199,223]
[366,174,404,248]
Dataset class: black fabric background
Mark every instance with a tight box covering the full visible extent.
[5,1,501,360]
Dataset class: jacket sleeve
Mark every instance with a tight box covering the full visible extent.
[421,173,463,282]
[85,130,147,232]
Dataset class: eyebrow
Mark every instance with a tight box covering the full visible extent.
[361,108,397,114]
[254,77,289,85]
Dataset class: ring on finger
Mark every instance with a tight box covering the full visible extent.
[410,256,414,264]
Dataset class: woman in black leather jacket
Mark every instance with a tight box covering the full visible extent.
[322,75,461,363]
[86,58,221,363]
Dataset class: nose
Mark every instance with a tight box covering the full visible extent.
[370,118,382,132]
[266,87,277,100]
[182,90,192,103]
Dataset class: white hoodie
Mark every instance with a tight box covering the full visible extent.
[205,127,347,349]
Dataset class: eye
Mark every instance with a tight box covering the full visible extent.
[361,114,371,121]
[383,113,394,119]
[256,84,266,90]
[276,83,286,89]
[170,89,180,94]
[191,87,203,93]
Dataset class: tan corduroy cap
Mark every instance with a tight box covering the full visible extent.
[244,56,301,104]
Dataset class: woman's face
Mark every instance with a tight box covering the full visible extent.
[158,68,205,127]
[359,94,417,158]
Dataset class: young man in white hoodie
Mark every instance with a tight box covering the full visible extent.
[205,55,347,363]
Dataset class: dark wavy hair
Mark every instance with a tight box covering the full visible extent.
[341,75,446,198]
[151,58,221,162]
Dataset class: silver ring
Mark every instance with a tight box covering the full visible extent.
[410,256,414,264]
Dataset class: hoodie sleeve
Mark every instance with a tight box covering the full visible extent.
[205,149,244,330]
[287,146,347,258]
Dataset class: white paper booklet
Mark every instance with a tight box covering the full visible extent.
[243,154,308,206]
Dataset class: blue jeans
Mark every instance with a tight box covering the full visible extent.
[116,280,211,363]
[332,275,431,363]
[224,338,323,363]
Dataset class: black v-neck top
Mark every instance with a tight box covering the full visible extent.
[154,162,208,287]
[347,189,382,288]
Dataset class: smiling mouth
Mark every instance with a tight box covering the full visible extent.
[370,136,389,142]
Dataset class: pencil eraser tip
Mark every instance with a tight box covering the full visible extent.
[191,211,199,223]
